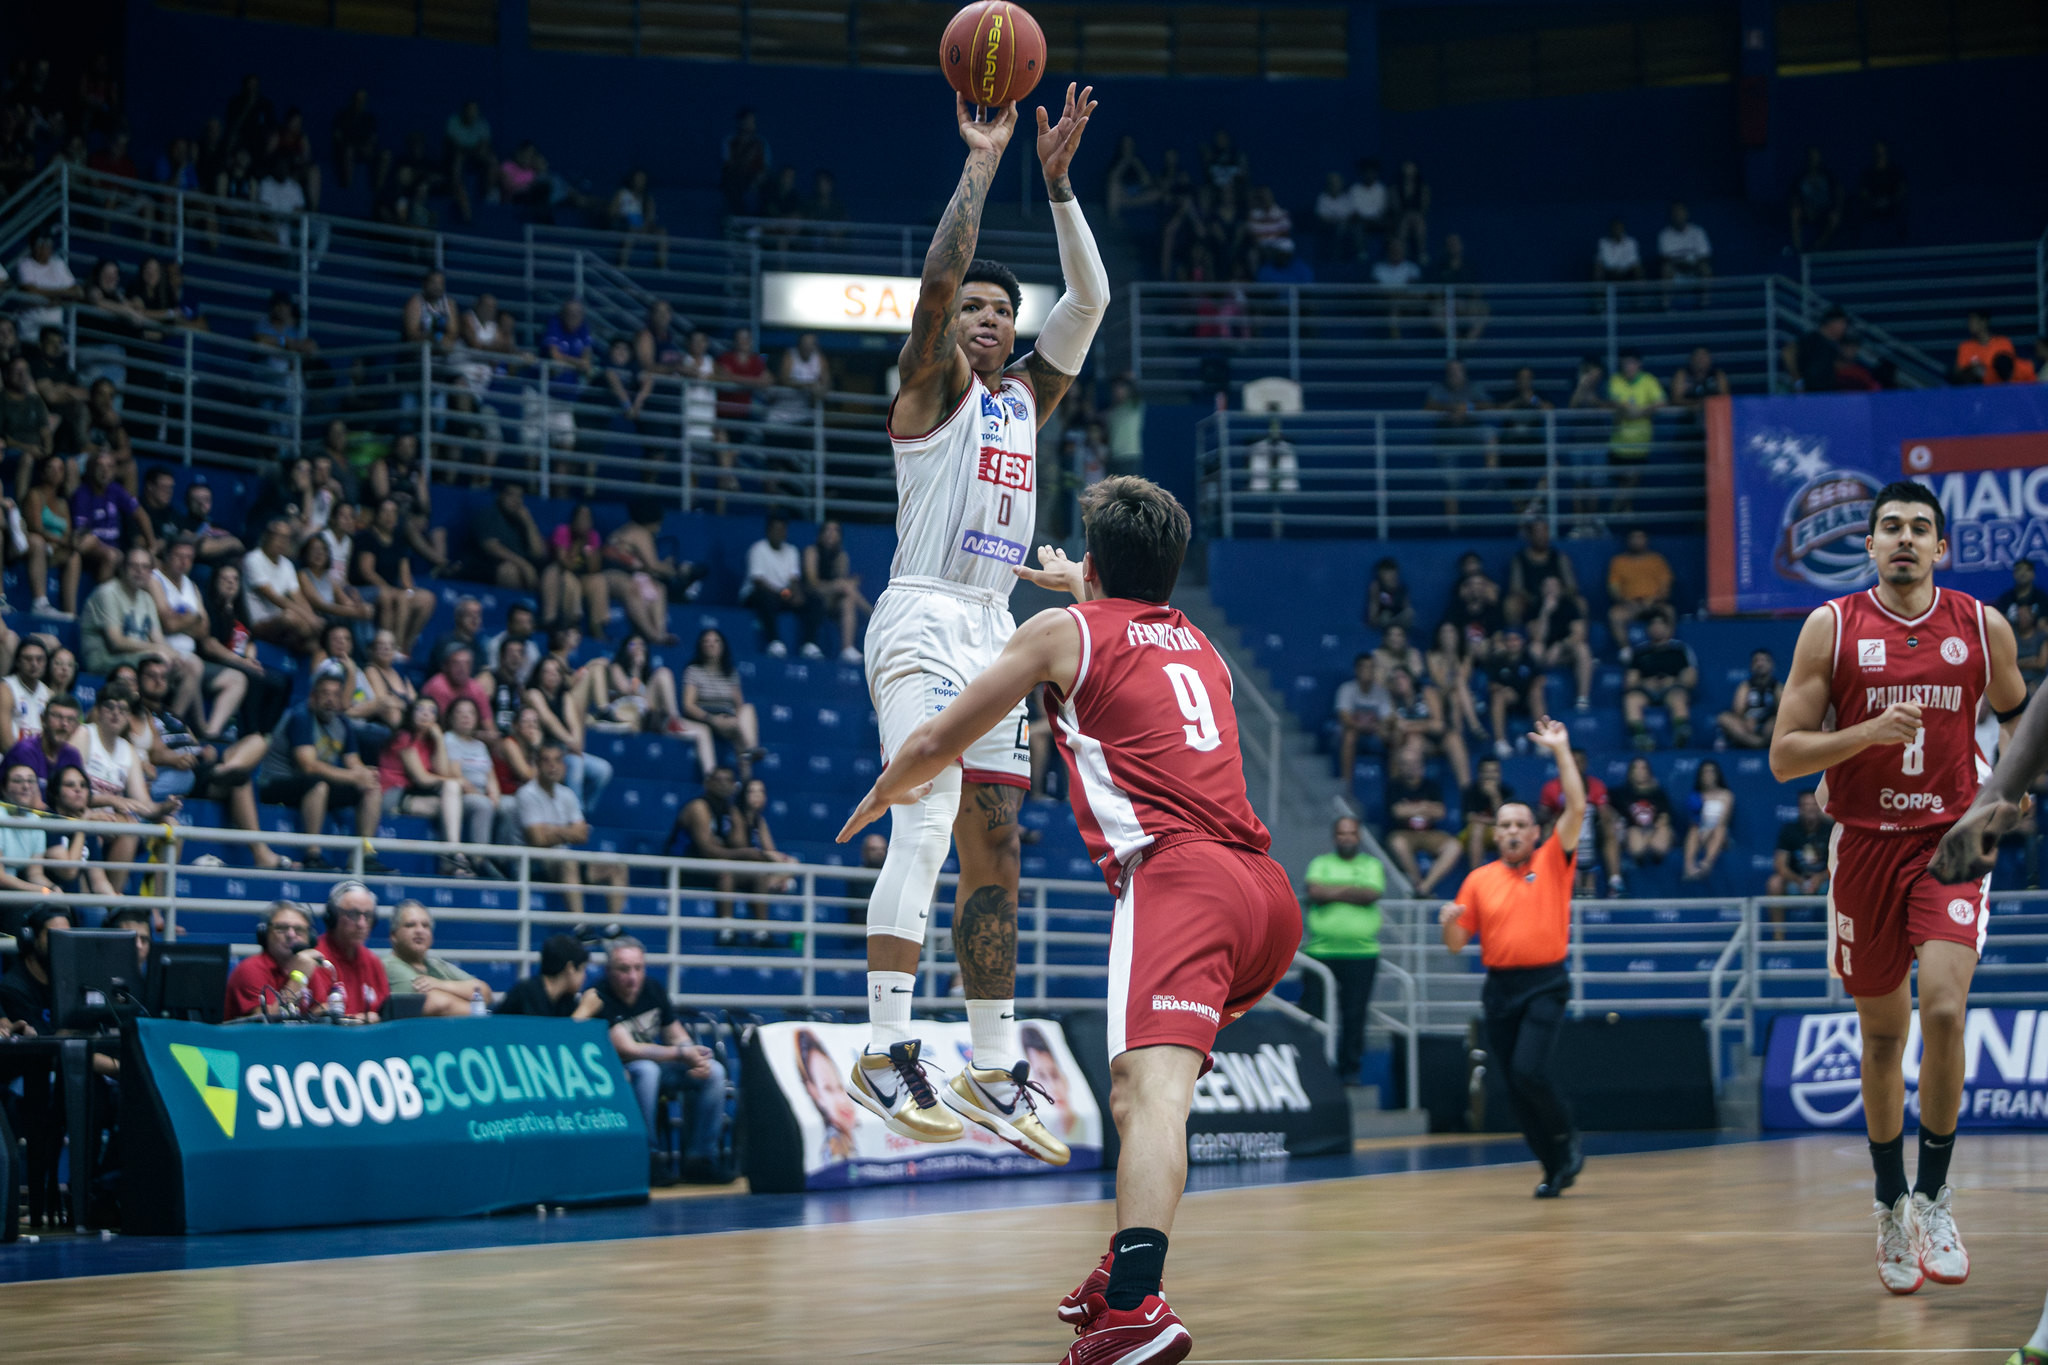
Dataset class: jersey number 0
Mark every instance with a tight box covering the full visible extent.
[1164,663,1222,752]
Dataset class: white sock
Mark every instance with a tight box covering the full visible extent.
[967,998,1021,1074]
[867,971,916,1052]
[2028,1285,2048,1352]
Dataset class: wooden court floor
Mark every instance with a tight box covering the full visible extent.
[5,1134,2047,1364]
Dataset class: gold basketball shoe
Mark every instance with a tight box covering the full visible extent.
[945,1059,1071,1165]
[849,1040,964,1142]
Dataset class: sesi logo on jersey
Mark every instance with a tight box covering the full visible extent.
[976,445,1033,491]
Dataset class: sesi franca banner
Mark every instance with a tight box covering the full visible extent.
[1762,1008,2048,1131]
[123,1016,647,1233]
[1706,386,2048,614]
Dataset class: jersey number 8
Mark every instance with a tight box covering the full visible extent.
[1164,663,1222,752]
[1901,725,1925,776]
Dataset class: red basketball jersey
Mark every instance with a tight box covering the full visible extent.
[1047,598,1271,888]
[1823,586,1992,832]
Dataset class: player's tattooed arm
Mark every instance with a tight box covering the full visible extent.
[899,98,1016,401]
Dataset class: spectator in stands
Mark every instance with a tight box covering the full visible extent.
[1424,620,1485,744]
[329,88,383,191]
[1716,649,1781,749]
[223,901,331,1019]
[1605,527,1673,651]
[680,628,762,778]
[518,741,625,915]
[494,932,603,1018]
[1299,816,1384,1083]
[1484,629,1546,760]
[1373,621,1424,684]
[80,680,179,888]
[548,502,610,639]
[1856,140,1906,243]
[718,107,771,216]
[0,767,56,895]
[0,639,48,752]
[1623,609,1698,750]
[295,531,374,640]
[1671,345,1729,409]
[1542,745,1621,896]
[1503,519,1577,626]
[1656,201,1712,304]
[606,497,704,614]
[381,899,492,1014]
[1364,557,1414,631]
[486,603,539,685]
[1201,128,1251,195]
[1371,237,1423,337]
[1788,146,1842,253]
[716,327,772,435]
[257,671,390,873]
[801,520,868,663]
[428,596,485,675]
[1245,412,1298,494]
[1766,790,1832,936]
[607,635,682,735]
[200,562,291,738]
[469,482,547,597]
[379,695,493,877]
[1954,310,2017,385]
[746,515,824,659]
[1245,185,1291,252]
[314,880,389,1021]
[354,497,436,655]
[1526,575,1594,713]
[40,764,118,899]
[1681,760,1735,883]
[223,73,276,154]
[1314,171,1362,261]
[443,100,494,210]
[422,644,491,736]
[1345,158,1390,248]
[1593,217,1642,283]
[2015,602,2048,693]
[5,691,81,798]
[667,765,782,946]
[400,270,460,392]
[1382,743,1461,896]
[1425,361,1495,470]
[133,652,272,843]
[371,433,449,576]
[1604,351,1665,517]
[26,326,88,449]
[1333,654,1392,782]
[802,169,848,231]
[1104,136,1155,219]
[255,153,322,255]
[5,367,58,492]
[1390,160,1429,265]
[1447,753,1506,860]
[1997,559,2046,620]
[595,935,727,1183]
[1428,235,1486,341]
[11,227,79,342]
[1442,570,1504,658]
[440,693,513,853]
[1618,758,1676,871]
[525,654,612,808]
[84,544,204,721]
[1789,307,1850,393]
[173,479,243,568]
[243,517,322,655]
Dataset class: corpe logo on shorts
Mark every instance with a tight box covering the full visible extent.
[1858,639,1887,669]
[1152,995,1221,1025]
[1948,897,1977,926]
[1941,636,1969,666]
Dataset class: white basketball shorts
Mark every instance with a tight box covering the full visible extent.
[865,576,1030,789]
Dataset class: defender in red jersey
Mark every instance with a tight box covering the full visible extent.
[1772,481,2026,1298]
[839,478,1296,1365]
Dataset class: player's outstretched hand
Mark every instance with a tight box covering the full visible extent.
[1034,82,1097,179]
[1931,796,2029,884]
[837,777,936,843]
[1015,544,1085,597]
[1526,716,1571,752]
[957,95,1017,156]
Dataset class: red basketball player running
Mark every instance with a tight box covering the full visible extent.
[1771,480,2027,1296]
[839,477,1299,1365]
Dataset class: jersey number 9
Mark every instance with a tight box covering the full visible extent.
[1164,663,1222,753]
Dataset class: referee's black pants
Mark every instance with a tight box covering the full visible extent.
[1481,961,1576,1172]
[1299,955,1379,1084]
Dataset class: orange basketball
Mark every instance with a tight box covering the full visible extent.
[941,1,1047,109]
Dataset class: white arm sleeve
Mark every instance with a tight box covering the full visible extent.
[1032,197,1110,376]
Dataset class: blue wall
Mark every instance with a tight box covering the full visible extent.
[120,1,2048,278]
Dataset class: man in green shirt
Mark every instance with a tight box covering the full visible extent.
[1300,816,1386,1084]
[1605,350,1667,520]
[380,898,493,1016]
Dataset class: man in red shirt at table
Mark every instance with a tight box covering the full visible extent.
[314,879,390,1022]
[223,900,333,1018]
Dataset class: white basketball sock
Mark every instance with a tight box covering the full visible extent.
[2028,1285,2048,1352]
[867,971,916,1052]
[967,998,1021,1074]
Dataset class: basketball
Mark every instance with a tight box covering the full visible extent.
[940,1,1046,108]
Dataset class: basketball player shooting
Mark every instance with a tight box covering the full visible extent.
[840,478,1301,1365]
[1770,481,2026,1296]
[850,83,1106,1162]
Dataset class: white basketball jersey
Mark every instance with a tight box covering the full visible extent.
[887,371,1038,597]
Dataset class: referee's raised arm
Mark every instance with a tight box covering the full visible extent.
[1536,719,1586,852]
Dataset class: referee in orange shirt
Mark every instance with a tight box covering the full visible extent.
[1440,716,1586,1198]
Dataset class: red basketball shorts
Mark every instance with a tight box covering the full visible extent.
[1107,840,1303,1059]
[1826,824,1990,998]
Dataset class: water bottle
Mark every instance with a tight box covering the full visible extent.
[326,984,346,1022]
[469,986,486,1017]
